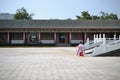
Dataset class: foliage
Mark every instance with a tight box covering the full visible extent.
[76,11,92,20]
[92,15,100,20]
[14,7,34,20]
[76,11,118,20]
[100,11,118,20]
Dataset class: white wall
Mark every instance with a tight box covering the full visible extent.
[70,40,82,44]
[41,40,54,44]
[11,40,24,44]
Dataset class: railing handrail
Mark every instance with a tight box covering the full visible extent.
[92,40,120,56]
[108,40,120,45]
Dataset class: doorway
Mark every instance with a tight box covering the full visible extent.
[57,33,69,43]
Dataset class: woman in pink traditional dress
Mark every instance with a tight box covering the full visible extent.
[76,42,85,56]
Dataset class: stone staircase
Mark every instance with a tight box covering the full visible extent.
[84,34,120,56]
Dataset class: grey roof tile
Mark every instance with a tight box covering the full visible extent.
[0,20,120,28]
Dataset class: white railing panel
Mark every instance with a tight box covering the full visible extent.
[70,40,82,44]
[41,40,54,44]
[11,40,24,44]
[84,41,103,50]
[92,40,120,56]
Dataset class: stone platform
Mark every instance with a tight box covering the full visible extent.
[0,47,120,80]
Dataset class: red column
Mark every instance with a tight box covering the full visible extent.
[83,33,87,44]
[54,32,56,43]
[69,32,71,43]
[23,32,26,44]
[39,32,41,44]
[7,32,10,44]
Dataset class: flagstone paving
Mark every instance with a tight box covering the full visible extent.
[0,47,120,80]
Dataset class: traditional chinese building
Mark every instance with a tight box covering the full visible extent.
[0,20,120,46]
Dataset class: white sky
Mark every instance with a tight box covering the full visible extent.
[0,0,120,19]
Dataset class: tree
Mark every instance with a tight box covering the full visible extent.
[109,13,118,20]
[92,15,100,20]
[76,11,118,20]
[66,18,72,20]
[100,11,118,20]
[14,7,34,20]
[76,11,92,20]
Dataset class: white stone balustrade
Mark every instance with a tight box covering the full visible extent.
[84,34,120,50]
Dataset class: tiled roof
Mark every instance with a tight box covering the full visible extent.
[0,20,120,28]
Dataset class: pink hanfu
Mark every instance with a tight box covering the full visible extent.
[76,44,85,56]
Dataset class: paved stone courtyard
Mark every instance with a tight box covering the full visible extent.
[0,47,120,80]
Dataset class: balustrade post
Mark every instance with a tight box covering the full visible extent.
[103,34,106,45]
[99,34,101,38]
[119,35,120,40]
[94,34,96,43]
[114,34,116,40]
